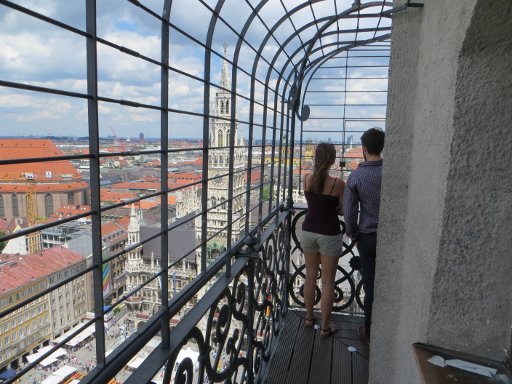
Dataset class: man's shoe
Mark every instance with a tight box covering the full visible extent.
[358,325,370,343]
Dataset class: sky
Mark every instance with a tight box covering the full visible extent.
[0,0,390,143]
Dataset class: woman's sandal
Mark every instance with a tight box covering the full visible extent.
[320,324,337,338]
[304,316,315,328]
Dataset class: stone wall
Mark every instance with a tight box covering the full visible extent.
[371,0,512,382]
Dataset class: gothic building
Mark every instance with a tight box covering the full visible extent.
[124,205,196,329]
[195,45,247,256]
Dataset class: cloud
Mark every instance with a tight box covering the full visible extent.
[0,0,391,139]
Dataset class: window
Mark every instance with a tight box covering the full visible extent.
[220,100,224,114]
[12,194,19,217]
[68,191,74,204]
[0,194,4,217]
[44,194,53,217]
[217,130,223,147]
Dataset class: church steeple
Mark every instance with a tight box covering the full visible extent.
[220,43,230,89]
[128,203,140,245]
[211,43,235,148]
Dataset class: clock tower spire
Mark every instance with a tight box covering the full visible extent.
[196,43,247,253]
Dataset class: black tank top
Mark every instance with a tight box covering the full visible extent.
[302,177,341,236]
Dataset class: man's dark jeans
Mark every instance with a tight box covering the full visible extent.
[357,232,377,336]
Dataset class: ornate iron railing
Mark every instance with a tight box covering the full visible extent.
[78,207,291,384]
[289,207,365,313]
[78,205,363,384]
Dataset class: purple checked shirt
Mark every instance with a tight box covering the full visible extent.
[343,159,383,239]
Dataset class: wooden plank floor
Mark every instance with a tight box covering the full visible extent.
[264,309,369,384]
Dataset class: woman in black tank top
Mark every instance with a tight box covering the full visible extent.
[301,143,345,337]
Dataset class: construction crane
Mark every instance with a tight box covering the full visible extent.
[25,174,41,253]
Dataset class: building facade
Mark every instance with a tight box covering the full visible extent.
[0,247,87,371]
[0,139,89,221]
[124,206,195,329]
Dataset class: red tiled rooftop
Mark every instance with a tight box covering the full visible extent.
[109,181,161,190]
[0,139,84,183]
[100,190,138,202]
[0,181,88,193]
[168,171,202,181]
[0,246,85,292]
[101,221,125,237]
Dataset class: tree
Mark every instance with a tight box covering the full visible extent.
[262,185,271,201]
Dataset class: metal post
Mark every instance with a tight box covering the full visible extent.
[160,0,174,349]
[85,0,106,367]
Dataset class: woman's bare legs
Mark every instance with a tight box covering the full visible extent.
[304,251,320,323]
[319,254,340,332]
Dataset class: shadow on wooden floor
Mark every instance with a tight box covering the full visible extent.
[263,309,369,384]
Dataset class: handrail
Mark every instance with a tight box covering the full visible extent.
[82,206,291,384]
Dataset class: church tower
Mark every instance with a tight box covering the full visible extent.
[196,44,247,257]
[124,204,144,323]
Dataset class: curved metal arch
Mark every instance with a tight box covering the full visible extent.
[258,2,392,120]
[299,36,390,116]
[295,33,391,89]
[283,15,389,110]
[159,0,174,349]
[296,37,390,180]
[200,0,227,275]
[278,2,392,202]
[252,7,376,210]
[269,5,392,126]
[228,0,270,245]
[225,0,329,254]
[292,2,393,109]
[280,34,391,190]
[239,0,328,223]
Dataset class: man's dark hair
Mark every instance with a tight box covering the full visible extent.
[361,127,385,155]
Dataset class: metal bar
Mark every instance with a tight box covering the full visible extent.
[159,0,173,350]
[0,79,90,100]
[310,76,388,79]
[0,210,94,242]
[307,90,388,93]
[0,153,91,166]
[0,0,90,37]
[85,0,106,367]
[81,207,284,384]
[123,256,248,384]
[306,103,387,106]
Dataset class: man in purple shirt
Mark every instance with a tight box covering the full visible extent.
[343,127,384,343]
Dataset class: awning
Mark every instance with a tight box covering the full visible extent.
[41,365,77,384]
[53,322,95,347]
[26,346,67,367]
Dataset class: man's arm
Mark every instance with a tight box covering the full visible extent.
[343,175,359,240]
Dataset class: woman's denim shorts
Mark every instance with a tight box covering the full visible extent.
[300,230,343,257]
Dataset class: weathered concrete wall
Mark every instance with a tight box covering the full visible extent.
[427,0,512,357]
[370,0,512,382]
